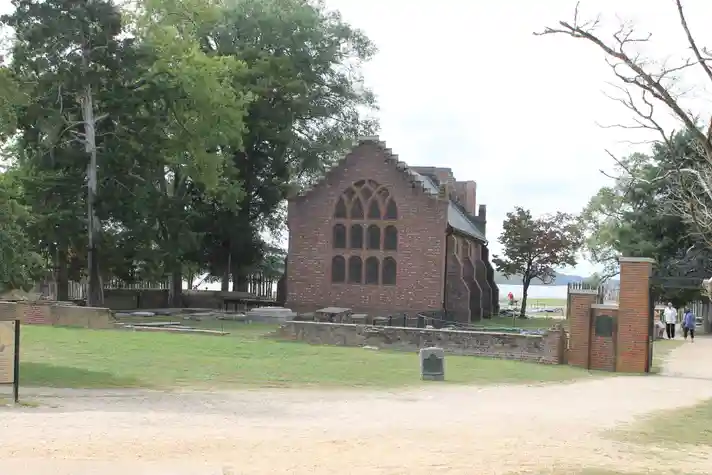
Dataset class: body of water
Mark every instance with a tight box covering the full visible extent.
[498,284,568,301]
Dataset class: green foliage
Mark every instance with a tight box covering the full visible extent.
[0,169,45,291]
[0,0,377,298]
[579,131,711,305]
[194,0,378,282]
[493,207,582,317]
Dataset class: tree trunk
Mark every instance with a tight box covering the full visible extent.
[221,249,231,291]
[519,279,531,319]
[81,81,103,307]
[56,248,69,301]
[232,268,248,292]
[169,266,182,307]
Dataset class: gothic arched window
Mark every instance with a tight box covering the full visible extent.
[382,257,397,285]
[384,225,397,251]
[331,256,346,283]
[333,224,346,249]
[330,180,400,286]
[365,257,379,285]
[350,224,363,249]
[367,225,381,250]
[348,256,363,284]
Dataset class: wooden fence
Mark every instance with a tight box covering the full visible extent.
[44,273,278,302]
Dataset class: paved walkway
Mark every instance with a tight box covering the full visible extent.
[661,335,712,380]
[0,338,711,474]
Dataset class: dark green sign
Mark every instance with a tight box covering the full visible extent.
[422,354,444,374]
[595,315,615,338]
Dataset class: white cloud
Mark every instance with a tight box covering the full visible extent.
[325,0,712,276]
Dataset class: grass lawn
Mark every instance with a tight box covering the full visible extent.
[18,323,597,390]
[612,397,712,447]
[478,315,566,330]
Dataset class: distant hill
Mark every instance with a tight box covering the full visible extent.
[493,270,586,286]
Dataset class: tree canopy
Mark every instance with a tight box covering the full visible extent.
[580,131,712,305]
[0,0,377,298]
[493,207,582,318]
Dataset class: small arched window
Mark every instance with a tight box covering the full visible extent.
[382,257,397,285]
[350,224,364,249]
[333,224,346,249]
[350,198,364,219]
[334,196,347,218]
[348,256,362,284]
[384,199,398,220]
[367,200,381,219]
[331,256,345,283]
[367,225,381,250]
[365,257,379,285]
[384,225,397,251]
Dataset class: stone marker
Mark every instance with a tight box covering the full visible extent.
[245,306,296,323]
[420,347,445,381]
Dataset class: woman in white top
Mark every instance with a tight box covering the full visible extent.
[663,302,677,339]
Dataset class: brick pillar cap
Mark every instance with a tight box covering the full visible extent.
[569,289,599,295]
[619,257,656,264]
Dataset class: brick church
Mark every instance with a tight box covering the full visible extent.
[285,137,499,322]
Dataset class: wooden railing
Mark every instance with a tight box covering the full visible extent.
[42,273,278,301]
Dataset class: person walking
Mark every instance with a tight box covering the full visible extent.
[683,307,696,342]
[664,302,678,339]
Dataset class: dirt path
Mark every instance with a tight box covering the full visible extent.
[2,340,712,475]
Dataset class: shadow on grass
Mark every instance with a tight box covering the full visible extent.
[20,362,143,389]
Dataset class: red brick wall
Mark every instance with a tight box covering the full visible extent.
[590,306,618,371]
[22,304,51,325]
[445,235,470,322]
[287,140,449,314]
[454,181,477,217]
[567,291,598,369]
[617,257,654,373]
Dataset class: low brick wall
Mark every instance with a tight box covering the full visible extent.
[273,321,566,364]
[0,301,113,329]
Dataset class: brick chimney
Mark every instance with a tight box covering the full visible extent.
[478,204,487,235]
[454,181,477,217]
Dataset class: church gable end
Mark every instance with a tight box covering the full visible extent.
[286,137,449,315]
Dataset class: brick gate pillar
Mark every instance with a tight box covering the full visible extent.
[616,257,655,373]
[567,289,598,369]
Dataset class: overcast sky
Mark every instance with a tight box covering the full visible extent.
[324,0,712,276]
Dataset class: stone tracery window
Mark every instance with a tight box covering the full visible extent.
[350,224,363,249]
[348,256,362,283]
[384,225,397,251]
[333,224,346,249]
[365,257,379,284]
[382,257,397,285]
[331,179,399,285]
[331,256,346,283]
[367,225,380,250]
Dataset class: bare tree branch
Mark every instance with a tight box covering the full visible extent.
[535,1,712,161]
[537,0,712,251]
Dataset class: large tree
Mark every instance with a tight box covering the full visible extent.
[537,0,712,249]
[196,0,378,289]
[493,207,583,318]
[3,0,132,305]
[580,131,712,305]
[0,168,45,292]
